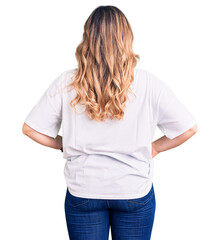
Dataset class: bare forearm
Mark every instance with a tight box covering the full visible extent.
[152,128,197,157]
[24,129,62,151]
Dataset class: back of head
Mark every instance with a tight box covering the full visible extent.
[67,5,140,121]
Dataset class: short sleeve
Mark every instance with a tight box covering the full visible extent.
[154,76,197,140]
[24,74,63,138]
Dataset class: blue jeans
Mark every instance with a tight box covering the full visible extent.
[64,184,156,240]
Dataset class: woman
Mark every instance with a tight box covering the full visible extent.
[22,5,198,240]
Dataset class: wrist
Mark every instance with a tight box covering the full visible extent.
[54,135,63,151]
[152,142,159,158]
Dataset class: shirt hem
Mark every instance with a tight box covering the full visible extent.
[24,119,57,138]
[166,120,197,140]
[67,182,153,200]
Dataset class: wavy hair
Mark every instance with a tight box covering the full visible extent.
[65,5,140,121]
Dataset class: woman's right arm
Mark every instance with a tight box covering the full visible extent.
[152,124,198,158]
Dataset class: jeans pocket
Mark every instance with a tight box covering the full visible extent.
[65,188,89,207]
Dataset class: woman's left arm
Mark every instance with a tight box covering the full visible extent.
[22,123,63,151]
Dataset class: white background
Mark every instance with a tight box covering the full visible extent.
[1,0,219,239]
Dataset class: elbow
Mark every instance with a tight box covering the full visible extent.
[22,123,27,135]
[22,122,30,135]
[190,124,198,135]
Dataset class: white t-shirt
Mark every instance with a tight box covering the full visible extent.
[24,68,197,199]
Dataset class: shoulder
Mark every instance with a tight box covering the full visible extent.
[134,67,148,78]
[135,68,175,105]
[59,68,77,84]
[61,68,77,78]
[134,68,167,89]
[134,68,161,82]
[51,68,77,93]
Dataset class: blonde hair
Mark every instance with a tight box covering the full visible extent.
[66,5,140,121]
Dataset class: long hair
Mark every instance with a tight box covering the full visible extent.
[65,5,140,121]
